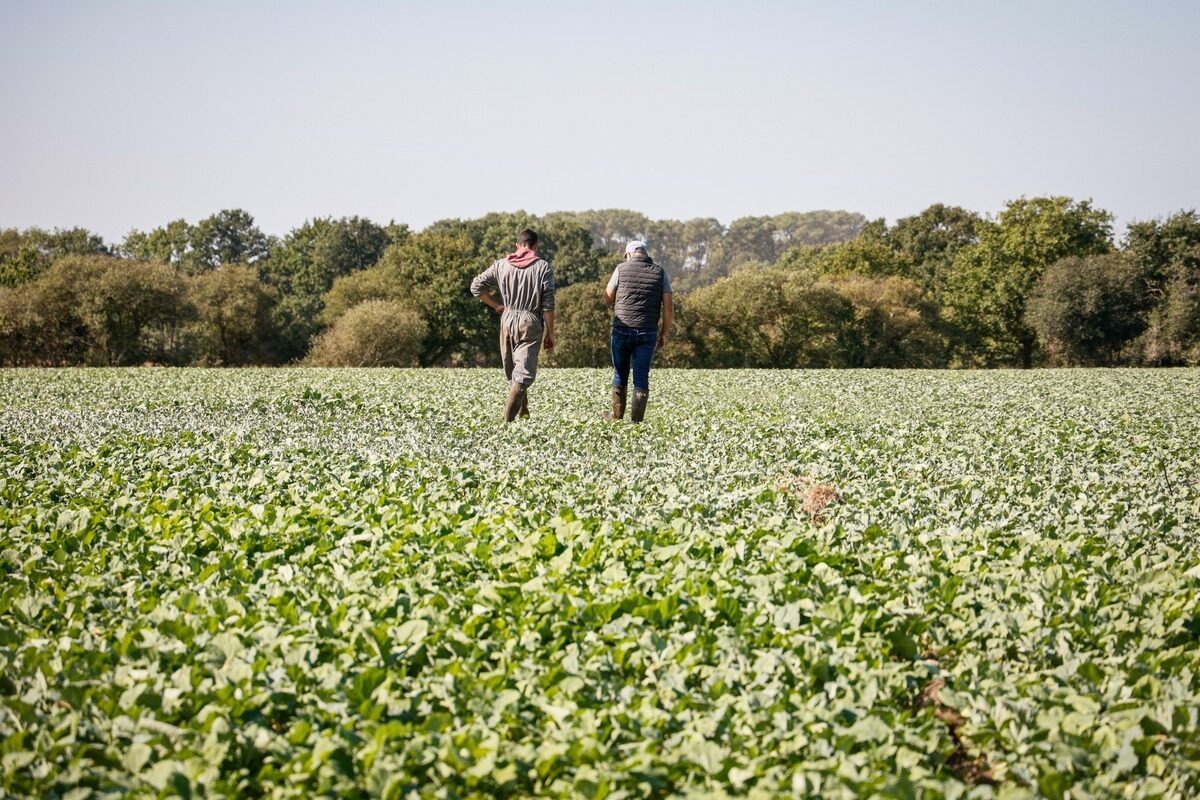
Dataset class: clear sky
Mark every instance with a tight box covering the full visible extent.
[2,0,1197,242]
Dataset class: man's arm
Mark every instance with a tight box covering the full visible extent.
[543,311,555,351]
[657,293,674,351]
[470,263,504,313]
[541,263,556,351]
[603,267,619,305]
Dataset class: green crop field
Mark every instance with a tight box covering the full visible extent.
[2,368,1199,799]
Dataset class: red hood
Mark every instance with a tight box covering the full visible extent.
[506,247,539,268]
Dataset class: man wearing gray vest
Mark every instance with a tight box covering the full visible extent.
[603,240,673,422]
[470,228,556,423]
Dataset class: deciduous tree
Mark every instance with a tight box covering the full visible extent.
[187,265,278,365]
[948,197,1113,367]
[544,282,611,367]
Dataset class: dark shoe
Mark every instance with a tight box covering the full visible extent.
[519,391,530,418]
[630,389,649,423]
[504,384,526,423]
[603,386,627,421]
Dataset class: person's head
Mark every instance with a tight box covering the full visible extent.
[624,240,649,260]
[516,228,539,251]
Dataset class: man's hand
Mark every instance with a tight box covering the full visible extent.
[543,310,556,351]
[660,294,674,352]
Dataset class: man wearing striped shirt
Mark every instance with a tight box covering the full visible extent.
[470,229,557,423]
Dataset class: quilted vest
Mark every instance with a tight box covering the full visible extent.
[613,257,665,330]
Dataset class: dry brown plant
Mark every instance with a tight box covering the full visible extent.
[777,474,842,520]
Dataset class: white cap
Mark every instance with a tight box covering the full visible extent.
[625,240,648,254]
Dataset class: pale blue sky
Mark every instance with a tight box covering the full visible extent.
[2,0,1197,242]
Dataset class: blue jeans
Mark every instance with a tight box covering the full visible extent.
[611,326,657,391]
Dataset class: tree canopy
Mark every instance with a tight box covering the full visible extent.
[2,200,1196,368]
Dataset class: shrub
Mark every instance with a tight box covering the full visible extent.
[307,300,426,366]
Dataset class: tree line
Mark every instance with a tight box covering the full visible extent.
[1,201,1197,369]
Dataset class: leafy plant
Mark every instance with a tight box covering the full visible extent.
[1,368,1197,798]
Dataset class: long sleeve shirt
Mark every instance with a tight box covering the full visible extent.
[470,258,556,316]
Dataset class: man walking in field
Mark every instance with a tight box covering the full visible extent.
[470,228,556,423]
[604,240,673,423]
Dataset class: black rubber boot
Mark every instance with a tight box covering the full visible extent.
[519,391,530,418]
[630,389,649,423]
[504,384,526,423]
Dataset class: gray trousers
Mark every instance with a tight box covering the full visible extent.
[500,309,543,388]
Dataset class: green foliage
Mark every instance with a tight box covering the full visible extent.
[1137,281,1200,367]
[265,217,394,297]
[307,300,426,366]
[565,210,867,290]
[122,210,271,274]
[345,232,482,365]
[1026,254,1148,366]
[680,267,943,368]
[534,213,607,288]
[651,217,727,292]
[427,211,606,289]
[1124,210,1200,291]
[319,266,396,325]
[0,286,39,366]
[705,211,868,283]
[0,226,109,287]
[261,217,400,361]
[1124,211,1200,365]
[3,201,1196,369]
[885,204,981,298]
[1,368,1198,798]
[544,282,612,367]
[88,260,188,366]
[367,230,484,364]
[948,197,1114,367]
[826,274,945,367]
[779,237,900,279]
[191,209,272,270]
[685,267,852,367]
[9,255,186,365]
[120,219,194,268]
[186,264,278,365]
[717,216,793,273]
